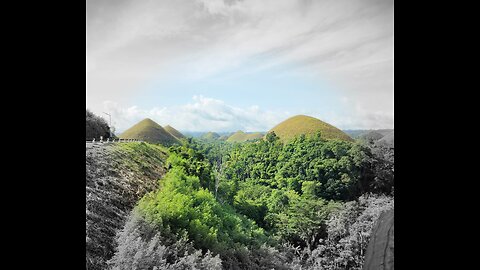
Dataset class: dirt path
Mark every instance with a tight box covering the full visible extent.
[363,209,394,270]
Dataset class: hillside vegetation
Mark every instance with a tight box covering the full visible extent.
[108,131,394,269]
[86,110,111,140]
[376,130,394,148]
[226,131,264,142]
[86,142,168,270]
[119,118,179,145]
[164,125,186,140]
[269,115,353,142]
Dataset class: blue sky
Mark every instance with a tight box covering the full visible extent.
[139,61,341,112]
[87,0,393,133]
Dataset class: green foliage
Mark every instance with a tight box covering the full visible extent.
[233,182,271,228]
[107,131,394,269]
[271,195,342,249]
[265,131,279,143]
[186,132,392,254]
[137,152,267,254]
[220,133,371,202]
[167,144,215,191]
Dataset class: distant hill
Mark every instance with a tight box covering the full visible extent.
[268,115,353,142]
[344,129,393,139]
[202,132,221,140]
[218,134,231,141]
[358,131,385,142]
[164,125,186,140]
[376,129,394,137]
[181,131,204,138]
[343,130,369,139]
[227,131,264,142]
[376,130,394,148]
[119,118,179,145]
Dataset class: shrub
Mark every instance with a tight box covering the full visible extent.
[108,210,222,270]
[86,109,110,140]
[301,194,394,270]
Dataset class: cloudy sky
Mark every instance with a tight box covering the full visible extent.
[87,0,393,133]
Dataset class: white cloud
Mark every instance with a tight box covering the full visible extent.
[102,95,392,134]
[87,0,393,130]
[322,97,393,130]
[103,96,290,133]
[88,0,392,81]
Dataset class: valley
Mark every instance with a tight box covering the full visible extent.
[86,112,394,270]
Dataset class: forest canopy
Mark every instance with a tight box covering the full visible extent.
[109,132,394,269]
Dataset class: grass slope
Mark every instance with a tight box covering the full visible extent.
[202,132,221,140]
[164,125,186,140]
[226,131,264,142]
[86,142,168,270]
[119,118,179,145]
[218,134,230,141]
[268,115,353,142]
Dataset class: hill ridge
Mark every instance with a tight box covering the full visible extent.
[164,125,186,140]
[268,115,353,142]
[227,131,264,142]
[119,118,179,145]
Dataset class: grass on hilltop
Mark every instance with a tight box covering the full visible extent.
[226,131,264,142]
[119,118,179,146]
[164,125,186,140]
[268,115,353,142]
[202,132,221,140]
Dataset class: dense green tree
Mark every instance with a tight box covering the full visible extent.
[109,133,394,269]
[137,152,268,254]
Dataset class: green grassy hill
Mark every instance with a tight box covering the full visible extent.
[201,132,221,140]
[226,131,264,142]
[268,115,353,142]
[218,134,231,141]
[119,118,179,145]
[164,125,186,140]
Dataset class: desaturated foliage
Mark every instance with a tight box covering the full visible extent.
[86,109,111,140]
[363,136,394,195]
[294,194,394,270]
[86,143,168,270]
[108,210,222,270]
